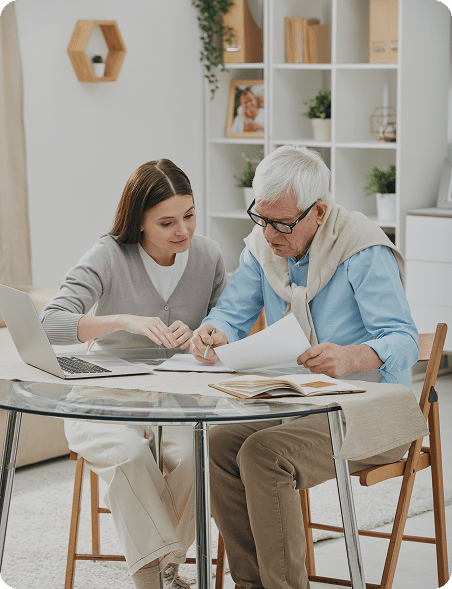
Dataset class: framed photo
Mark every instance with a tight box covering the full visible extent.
[226,79,265,138]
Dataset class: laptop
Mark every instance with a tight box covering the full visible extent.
[0,284,154,379]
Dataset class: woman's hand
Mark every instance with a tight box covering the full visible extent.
[169,320,192,350]
[118,315,177,348]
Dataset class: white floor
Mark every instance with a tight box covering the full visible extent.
[215,371,452,589]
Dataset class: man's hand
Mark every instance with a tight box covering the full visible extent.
[190,324,228,364]
[297,342,382,377]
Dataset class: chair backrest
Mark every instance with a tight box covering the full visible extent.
[417,324,447,418]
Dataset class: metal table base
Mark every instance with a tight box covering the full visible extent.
[0,409,366,589]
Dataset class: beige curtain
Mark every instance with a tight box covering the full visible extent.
[0,1,31,287]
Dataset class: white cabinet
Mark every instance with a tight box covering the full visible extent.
[203,0,450,274]
[406,209,452,353]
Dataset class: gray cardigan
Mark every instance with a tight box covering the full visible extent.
[40,234,227,349]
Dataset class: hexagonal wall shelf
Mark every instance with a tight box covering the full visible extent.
[68,20,126,82]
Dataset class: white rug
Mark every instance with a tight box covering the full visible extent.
[1,457,450,589]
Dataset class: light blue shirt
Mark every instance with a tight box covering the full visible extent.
[203,244,419,385]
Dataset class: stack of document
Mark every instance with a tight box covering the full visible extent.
[156,314,309,373]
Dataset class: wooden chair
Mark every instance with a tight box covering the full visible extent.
[65,451,227,589]
[300,323,449,589]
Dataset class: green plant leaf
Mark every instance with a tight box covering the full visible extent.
[364,165,396,195]
[302,89,331,119]
[192,0,235,99]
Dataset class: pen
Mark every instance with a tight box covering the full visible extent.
[203,327,216,359]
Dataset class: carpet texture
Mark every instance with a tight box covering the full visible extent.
[1,456,450,589]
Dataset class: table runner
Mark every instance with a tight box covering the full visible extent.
[0,349,428,461]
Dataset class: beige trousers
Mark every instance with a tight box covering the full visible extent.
[209,414,410,589]
[64,420,195,576]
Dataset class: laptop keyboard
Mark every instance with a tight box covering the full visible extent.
[57,356,112,374]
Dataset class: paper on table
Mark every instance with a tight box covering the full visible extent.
[155,353,233,373]
[215,313,310,372]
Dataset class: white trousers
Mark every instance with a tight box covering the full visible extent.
[64,419,195,576]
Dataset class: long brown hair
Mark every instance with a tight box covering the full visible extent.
[109,159,193,244]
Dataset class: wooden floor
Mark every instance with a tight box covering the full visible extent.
[215,371,452,589]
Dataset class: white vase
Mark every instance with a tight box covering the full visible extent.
[376,193,396,222]
[92,63,106,78]
[243,187,255,210]
[311,118,331,142]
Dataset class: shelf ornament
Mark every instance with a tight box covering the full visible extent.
[369,106,397,142]
[67,20,126,82]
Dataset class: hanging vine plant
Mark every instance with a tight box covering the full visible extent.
[192,0,235,99]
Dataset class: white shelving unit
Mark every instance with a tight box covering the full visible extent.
[204,0,450,274]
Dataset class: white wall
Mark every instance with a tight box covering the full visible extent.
[14,0,205,288]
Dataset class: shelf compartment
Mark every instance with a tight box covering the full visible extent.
[272,68,331,142]
[335,68,397,143]
[271,0,332,65]
[206,69,265,141]
[334,147,396,218]
[207,143,264,215]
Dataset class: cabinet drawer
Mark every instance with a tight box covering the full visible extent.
[406,261,452,307]
[410,304,452,353]
[406,216,452,263]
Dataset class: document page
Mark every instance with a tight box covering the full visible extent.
[155,354,233,373]
[215,313,310,372]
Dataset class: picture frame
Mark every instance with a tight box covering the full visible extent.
[226,79,265,139]
[436,145,452,209]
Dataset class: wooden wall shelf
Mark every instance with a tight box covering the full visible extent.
[67,20,126,82]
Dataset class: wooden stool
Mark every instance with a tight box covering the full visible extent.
[65,451,226,589]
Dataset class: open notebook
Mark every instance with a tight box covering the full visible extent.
[209,373,366,399]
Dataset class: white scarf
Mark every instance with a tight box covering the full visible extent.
[244,200,405,345]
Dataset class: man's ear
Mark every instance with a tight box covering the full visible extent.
[314,202,328,225]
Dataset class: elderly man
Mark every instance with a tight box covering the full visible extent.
[190,146,418,589]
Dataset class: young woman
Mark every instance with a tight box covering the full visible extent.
[40,159,227,589]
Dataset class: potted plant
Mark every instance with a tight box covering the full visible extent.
[302,89,331,142]
[364,164,396,222]
[192,0,235,98]
[234,149,263,209]
[91,55,105,78]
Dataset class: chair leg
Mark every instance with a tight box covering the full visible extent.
[90,470,101,556]
[214,531,226,589]
[64,456,85,589]
[379,438,423,589]
[428,400,449,586]
[299,489,316,576]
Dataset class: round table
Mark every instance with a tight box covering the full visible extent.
[0,378,365,589]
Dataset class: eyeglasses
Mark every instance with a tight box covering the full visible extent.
[247,199,316,234]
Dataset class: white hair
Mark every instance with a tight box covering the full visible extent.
[252,145,332,210]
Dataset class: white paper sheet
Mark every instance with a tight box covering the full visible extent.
[215,313,310,372]
[155,354,233,372]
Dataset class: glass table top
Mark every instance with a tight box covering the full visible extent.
[0,379,340,424]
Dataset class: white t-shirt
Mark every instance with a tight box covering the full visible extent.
[138,244,189,302]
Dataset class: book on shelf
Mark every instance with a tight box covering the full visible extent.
[308,24,330,64]
[209,374,366,399]
[284,17,320,63]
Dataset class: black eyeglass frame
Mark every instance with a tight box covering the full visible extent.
[246,199,317,234]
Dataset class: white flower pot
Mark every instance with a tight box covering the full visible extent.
[311,118,331,142]
[92,63,106,78]
[243,187,255,210]
[376,192,396,222]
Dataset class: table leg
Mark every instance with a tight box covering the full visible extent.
[0,410,22,570]
[328,410,366,589]
[154,424,164,589]
[193,422,211,589]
